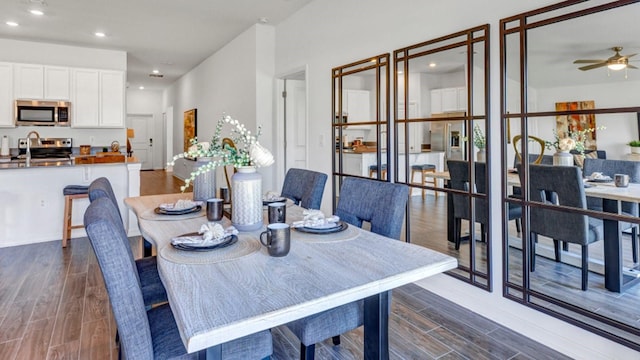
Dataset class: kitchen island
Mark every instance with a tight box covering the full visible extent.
[338,150,445,196]
[0,159,141,247]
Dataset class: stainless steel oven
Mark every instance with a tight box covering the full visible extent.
[15,100,71,126]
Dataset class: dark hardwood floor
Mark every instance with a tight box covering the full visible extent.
[0,170,570,359]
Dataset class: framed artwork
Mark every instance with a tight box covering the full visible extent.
[555,100,597,150]
[183,109,197,152]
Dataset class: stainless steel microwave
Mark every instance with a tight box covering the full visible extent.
[15,100,71,126]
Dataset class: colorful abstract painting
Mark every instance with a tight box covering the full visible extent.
[183,109,197,152]
[555,101,597,150]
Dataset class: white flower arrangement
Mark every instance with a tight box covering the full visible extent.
[169,114,274,192]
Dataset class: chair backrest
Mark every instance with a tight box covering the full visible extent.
[88,177,122,219]
[84,198,154,359]
[335,177,409,239]
[583,158,640,183]
[280,168,328,209]
[513,153,554,168]
[525,165,591,245]
[447,160,488,225]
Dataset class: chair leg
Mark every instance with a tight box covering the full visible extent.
[553,240,561,262]
[515,218,521,233]
[530,233,537,272]
[421,170,426,199]
[62,195,72,248]
[332,335,341,345]
[581,245,589,291]
[562,242,568,251]
[480,224,486,242]
[300,343,315,360]
[633,226,639,263]
[454,218,462,250]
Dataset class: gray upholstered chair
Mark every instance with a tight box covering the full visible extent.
[280,168,328,209]
[448,160,522,250]
[84,197,273,359]
[583,158,640,262]
[286,177,409,359]
[527,165,603,291]
[88,177,167,308]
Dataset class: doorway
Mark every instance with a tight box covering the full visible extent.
[127,114,155,170]
[276,69,308,185]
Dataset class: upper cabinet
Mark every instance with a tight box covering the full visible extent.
[71,68,124,128]
[430,87,466,114]
[13,64,70,100]
[0,63,14,127]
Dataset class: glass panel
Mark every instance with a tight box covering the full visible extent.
[396,25,490,290]
[501,0,640,350]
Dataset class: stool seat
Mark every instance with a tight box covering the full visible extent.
[368,164,387,171]
[411,164,436,171]
[63,185,89,196]
[63,185,89,247]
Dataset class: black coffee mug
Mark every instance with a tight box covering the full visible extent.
[268,202,286,223]
[206,198,224,221]
[260,223,290,257]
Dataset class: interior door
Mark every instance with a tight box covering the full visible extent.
[128,114,154,170]
[285,79,307,170]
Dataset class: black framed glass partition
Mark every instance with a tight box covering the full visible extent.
[501,0,640,349]
[393,25,491,289]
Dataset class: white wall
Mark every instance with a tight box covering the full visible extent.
[273,0,638,358]
[0,39,127,151]
[163,24,276,192]
[127,89,165,169]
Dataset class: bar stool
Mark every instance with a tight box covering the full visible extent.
[368,164,387,180]
[410,164,437,199]
[62,185,89,248]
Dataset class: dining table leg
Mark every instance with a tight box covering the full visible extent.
[603,198,623,292]
[363,291,390,360]
[203,344,222,360]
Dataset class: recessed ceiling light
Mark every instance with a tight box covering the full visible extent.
[152,69,159,74]
[6,21,18,27]
[139,86,145,90]
[30,9,44,16]
[94,32,106,38]
[429,62,437,68]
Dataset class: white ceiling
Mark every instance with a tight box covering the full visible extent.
[0,0,312,90]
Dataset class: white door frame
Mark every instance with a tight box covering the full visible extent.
[275,65,309,187]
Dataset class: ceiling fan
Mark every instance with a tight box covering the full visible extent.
[573,46,638,71]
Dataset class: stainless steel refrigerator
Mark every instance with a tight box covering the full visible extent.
[430,113,467,168]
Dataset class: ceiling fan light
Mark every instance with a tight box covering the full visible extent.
[608,63,627,71]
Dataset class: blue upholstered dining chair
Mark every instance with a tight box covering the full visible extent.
[280,168,328,209]
[286,177,409,360]
[448,160,522,250]
[88,177,168,308]
[583,158,640,262]
[526,165,603,291]
[84,197,273,360]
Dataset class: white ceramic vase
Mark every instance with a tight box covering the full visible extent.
[476,149,486,162]
[231,166,263,231]
[553,150,573,166]
[192,158,216,201]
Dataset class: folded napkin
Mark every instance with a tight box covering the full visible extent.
[263,191,283,201]
[171,223,238,246]
[292,209,340,228]
[588,172,611,180]
[160,199,198,210]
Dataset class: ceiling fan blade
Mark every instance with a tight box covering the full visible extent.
[578,62,607,71]
[628,64,639,69]
[621,53,638,60]
[573,59,604,64]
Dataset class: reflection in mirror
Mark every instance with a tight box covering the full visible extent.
[332,54,390,212]
[501,0,640,349]
[394,25,490,290]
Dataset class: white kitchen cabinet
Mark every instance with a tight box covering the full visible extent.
[71,68,124,128]
[0,63,14,127]
[12,63,70,100]
[100,70,125,127]
[342,89,374,132]
[14,63,44,99]
[44,66,70,100]
[430,87,466,114]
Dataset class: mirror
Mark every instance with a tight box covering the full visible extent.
[394,25,491,289]
[332,55,390,208]
[502,0,640,348]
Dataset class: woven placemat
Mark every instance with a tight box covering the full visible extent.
[140,207,205,221]
[291,223,360,243]
[160,235,261,264]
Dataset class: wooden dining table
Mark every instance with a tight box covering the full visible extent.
[125,193,457,359]
[431,170,640,293]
